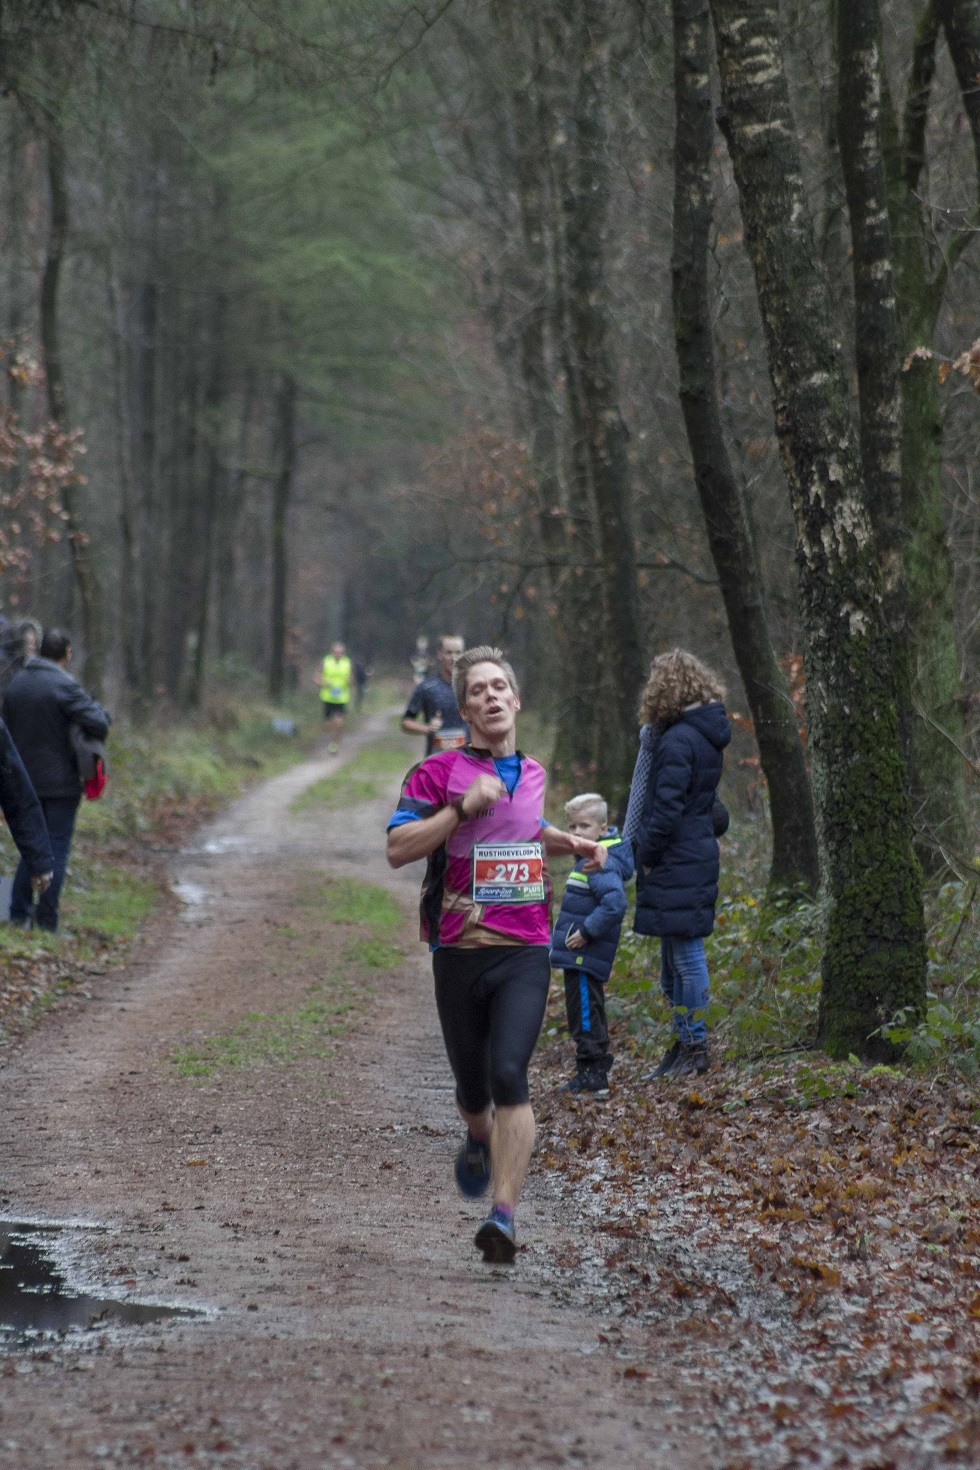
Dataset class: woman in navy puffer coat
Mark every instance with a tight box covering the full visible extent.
[631,650,731,1079]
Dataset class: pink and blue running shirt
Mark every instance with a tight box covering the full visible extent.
[388,748,551,948]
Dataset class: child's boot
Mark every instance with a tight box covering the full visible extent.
[564,1063,609,1097]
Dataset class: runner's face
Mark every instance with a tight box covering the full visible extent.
[461,662,519,741]
[438,639,464,680]
[567,814,607,842]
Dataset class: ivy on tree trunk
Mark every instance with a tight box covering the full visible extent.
[709,0,926,1057]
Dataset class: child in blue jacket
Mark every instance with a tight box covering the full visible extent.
[549,793,634,1096]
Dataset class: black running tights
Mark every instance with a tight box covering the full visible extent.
[432,945,550,1113]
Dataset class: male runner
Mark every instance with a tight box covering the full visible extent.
[401,634,468,756]
[319,640,351,754]
[386,645,604,1263]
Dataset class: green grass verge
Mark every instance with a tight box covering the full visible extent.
[172,874,406,1078]
[77,690,325,843]
[307,875,402,928]
[61,862,159,941]
[290,744,411,813]
[173,992,354,1078]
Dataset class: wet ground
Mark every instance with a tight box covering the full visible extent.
[0,1222,199,1340]
[0,713,700,1469]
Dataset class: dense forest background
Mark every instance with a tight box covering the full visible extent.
[1,0,980,1050]
[4,0,972,709]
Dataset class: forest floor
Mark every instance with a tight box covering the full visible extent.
[0,714,977,1469]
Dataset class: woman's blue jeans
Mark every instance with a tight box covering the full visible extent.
[660,936,710,1045]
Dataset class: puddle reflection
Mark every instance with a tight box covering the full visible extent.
[0,1223,201,1341]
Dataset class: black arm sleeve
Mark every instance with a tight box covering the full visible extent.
[61,680,111,739]
[0,724,54,875]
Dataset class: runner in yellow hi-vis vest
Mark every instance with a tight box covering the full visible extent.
[319,640,352,754]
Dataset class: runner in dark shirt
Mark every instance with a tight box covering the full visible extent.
[401,634,469,755]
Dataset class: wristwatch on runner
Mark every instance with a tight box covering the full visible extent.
[450,795,468,822]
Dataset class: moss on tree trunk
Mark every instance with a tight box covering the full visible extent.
[671,0,818,895]
[710,0,926,1058]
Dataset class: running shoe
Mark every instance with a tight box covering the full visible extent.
[327,741,339,755]
[475,1206,517,1265]
[454,1133,492,1199]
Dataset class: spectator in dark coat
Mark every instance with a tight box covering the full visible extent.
[3,628,111,932]
[632,649,731,1080]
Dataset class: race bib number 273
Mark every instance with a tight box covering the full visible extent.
[471,842,545,904]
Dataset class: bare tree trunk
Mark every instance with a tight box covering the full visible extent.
[560,0,645,813]
[269,372,296,704]
[163,338,200,702]
[490,0,601,785]
[106,254,142,701]
[217,370,255,660]
[130,275,159,711]
[879,0,975,868]
[671,0,818,894]
[184,292,227,712]
[40,122,104,694]
[709,0,925,1058]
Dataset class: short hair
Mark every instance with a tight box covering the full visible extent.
[438,633,464,650]
[40,627,71,662]
[565,792,608,825]
[638,648,725,727]
[452,645,519,707]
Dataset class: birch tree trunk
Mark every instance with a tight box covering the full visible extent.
[40,122,105,695]
[709,0,926,1057]
[836,0,904,621]
[671,0,818,895]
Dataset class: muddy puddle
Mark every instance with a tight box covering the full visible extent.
[0,1222,201,1344]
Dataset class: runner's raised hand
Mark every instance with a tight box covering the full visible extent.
[459,772,505,818]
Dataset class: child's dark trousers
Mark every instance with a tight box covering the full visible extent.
[563,967,612,1068]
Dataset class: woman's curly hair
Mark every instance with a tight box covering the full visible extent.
[638,649,725,727]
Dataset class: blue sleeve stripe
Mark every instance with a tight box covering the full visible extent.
[387,810,423,830]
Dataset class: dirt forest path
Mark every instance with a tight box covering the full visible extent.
[0,713,699,1470]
